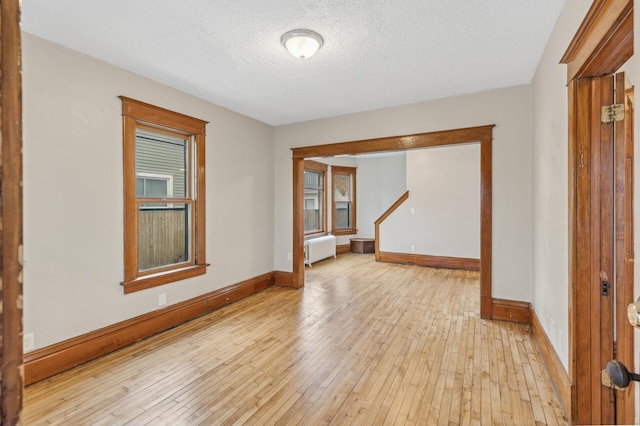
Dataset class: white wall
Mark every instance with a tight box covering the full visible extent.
[22,34,275,349]
[380,145,480,258]
[356,153,407,239]
[274,85,532,302]
[530,0,595,371]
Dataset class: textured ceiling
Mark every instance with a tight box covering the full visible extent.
[22,0,565,126]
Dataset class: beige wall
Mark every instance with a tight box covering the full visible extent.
[22,33,275,349]
[274,85,533,302]
[380,144,480,258]
[530,0,592,371]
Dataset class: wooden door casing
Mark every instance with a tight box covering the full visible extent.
[0,0,25,424]
[614,72,634,425]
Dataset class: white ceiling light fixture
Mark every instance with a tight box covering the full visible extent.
[281,29,323,59]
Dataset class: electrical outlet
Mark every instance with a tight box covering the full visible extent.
[23,333,34,352]
[410,208,415,215]
[287,252,292,261]
[410,244,416,252]
[159,293,167,306]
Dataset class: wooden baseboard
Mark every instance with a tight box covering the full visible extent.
[491,298,530,324]
[274,270,293,287]
[336,244,351,254]
[24,271,276,385]
[377,251,480,271]
[529,305,571,420]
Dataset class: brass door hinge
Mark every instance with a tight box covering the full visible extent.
[601,103,624,123]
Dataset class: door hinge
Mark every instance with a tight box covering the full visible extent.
[601,280,611,296]
[601,103,624,123]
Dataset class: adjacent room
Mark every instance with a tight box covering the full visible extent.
[0,0,636,424]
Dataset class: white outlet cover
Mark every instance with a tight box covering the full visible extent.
[410,245,416,252]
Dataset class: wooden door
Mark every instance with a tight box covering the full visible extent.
[594,74,616,425]
[613,72,634,425]
[591,71,635,425]
[571,72,634,425]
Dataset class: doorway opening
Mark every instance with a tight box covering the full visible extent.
[291,125,495,318]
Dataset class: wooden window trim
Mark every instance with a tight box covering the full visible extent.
[120,97,208,294]
[303,160,328,236]
[331,165,357,236]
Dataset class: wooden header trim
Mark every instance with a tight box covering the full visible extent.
[303,159,328,172]
[291,125,494,159]
[560,0,633,82]
[120,96,208,134]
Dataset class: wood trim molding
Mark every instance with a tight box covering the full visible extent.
[480,139,493,321]
[1,0,24,421]
[377,251,480,271]
[24,272,276,385]
[292,125,494,319]
[291,125,495,159]
[336,244,351,254]
[529,306,572,420]
[560,0,633,82]
[331,165,357,235]
[563,2,634,422]
[120,96,208,134]
[304,160,328,236]
[374,190,409,261]
[491,299,530,324]
[274,270,294,287]
[121,97,209,293]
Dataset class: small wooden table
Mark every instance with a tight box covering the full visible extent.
[350,238,375,254]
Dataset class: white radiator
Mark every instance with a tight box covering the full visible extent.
[304,235,336,266]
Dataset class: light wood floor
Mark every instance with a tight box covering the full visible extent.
[24,254,567,425]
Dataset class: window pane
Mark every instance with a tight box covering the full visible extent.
[136,129,188,198]
[335,201,351,229]
[145,178,169,198]
[304,170,322,189]
[334,174,351,201]
[136,177,145,197]
[138,203,191,271]
[304,188,323,233]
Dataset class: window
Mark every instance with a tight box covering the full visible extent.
[331,165,356,235]
[121,97,208,293]
[303,160,327,236]
[136,173,173,208]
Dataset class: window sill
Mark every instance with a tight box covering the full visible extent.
[331,229,357,236]
[122,264,208,294]
[304,232,327,240]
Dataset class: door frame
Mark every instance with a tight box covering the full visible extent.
[561,0,634,424]
[291,125,495,319]
[0,0,24,423]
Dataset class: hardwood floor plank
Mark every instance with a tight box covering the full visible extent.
[24,254,567,425]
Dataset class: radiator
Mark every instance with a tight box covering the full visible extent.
[304,235,336,266]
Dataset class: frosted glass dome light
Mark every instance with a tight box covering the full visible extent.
[281,29,324,59]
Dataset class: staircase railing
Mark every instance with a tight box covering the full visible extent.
[374,190,409,261]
